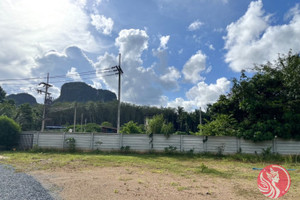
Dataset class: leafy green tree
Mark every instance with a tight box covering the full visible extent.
[197,114,238,136]
[161,122,174,137]
[147,114,164,134]
[0,116,21,149]
[206,52,300,141]
[0,86,6,103]
[120,121,143,134]
[0,100,17,119]
[15,103,33,131]
[101,121,113,127]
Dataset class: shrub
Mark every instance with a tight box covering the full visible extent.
[65,137,76,152]
[164,145,177,154]
[120,121,143,134]
[0,116,21,149]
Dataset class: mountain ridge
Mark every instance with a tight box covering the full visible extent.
[54,82,117,103]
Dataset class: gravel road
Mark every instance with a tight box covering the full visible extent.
[0,164,54,200]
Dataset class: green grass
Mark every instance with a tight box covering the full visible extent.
[0,150,299,183]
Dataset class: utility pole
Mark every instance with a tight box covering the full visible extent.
[38,73,52,132]
[199,107,202,135]
[73,102,77,133]
[80,113,83,132]
[116,54,123,134]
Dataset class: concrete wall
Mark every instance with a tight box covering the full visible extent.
[19,132,300,155]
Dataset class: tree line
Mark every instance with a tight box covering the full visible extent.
[200,52,300,141]
[1,52,299,141]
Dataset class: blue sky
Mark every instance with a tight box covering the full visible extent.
[1,0,300,111]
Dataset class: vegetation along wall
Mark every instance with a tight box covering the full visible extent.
[19,132,300,155]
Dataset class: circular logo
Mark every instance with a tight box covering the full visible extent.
[257,165,291,199]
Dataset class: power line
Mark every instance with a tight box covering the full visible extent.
[0,67,117,82]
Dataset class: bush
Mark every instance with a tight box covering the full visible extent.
[65,137,76,152]
[64,123,102,133]
[0,116,21,149]
[120,121,143,134]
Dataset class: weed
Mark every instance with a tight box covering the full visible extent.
[65,137,76,152]
[164,145,177,154]
[177,186,190,191]
[216,144,225,156]
[170,182,180,187]
[196,163,230,178]
[120,146,131,153]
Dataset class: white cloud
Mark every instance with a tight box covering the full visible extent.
[167,98,196,112]
[66,67,82,81]
[160,66,181,90]
[167,77,231,111]
[224,0,300,72]
[158,35,170,50]
[95,29,164,105]
[90,14,114,35]
[182,50,207,83]
[0,0,99,92]
[209,44,215,50]
[115,29,149,61]
[188,20,204,31]
[35,46,94,77]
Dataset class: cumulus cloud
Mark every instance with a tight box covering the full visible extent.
[116,29,149,61]
[160,66,181,90]
[66,67,82,81]
[0,0,98,95]
[95,29,165,105]
[35,46,94,77]
[91,14,114,35]
[182,50,207,83]
[158,35,170,50]
[167,77,231,111]
[224,0,300,72]
[188,20,204,31]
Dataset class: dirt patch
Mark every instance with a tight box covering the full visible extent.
[30,166,294,200]
[0,155,8,160]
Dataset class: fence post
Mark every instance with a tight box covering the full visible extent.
[203,136,208,152]
[272,136,277,154]
[149,134,153,150]
[36,132,40,147]
[180,135,183,152]
[62,132,66,149]
[91,132,94,150]
[119,133,123,149]
[236,137,241,153]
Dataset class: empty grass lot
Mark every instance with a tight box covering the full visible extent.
[1,151,299,200]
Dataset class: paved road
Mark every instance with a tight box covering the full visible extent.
[0,164,54,200]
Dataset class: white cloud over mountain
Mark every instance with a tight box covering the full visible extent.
[66,67,82,82]
[0,0,98,93]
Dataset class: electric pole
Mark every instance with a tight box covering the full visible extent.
[199,107,202,135]
[73,102,77,133]
[116,54,123,134]
[81,113,83,132]
[38,73,52,132]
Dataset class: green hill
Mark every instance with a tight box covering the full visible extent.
[55,82,117,103]
[6,93,37,105]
